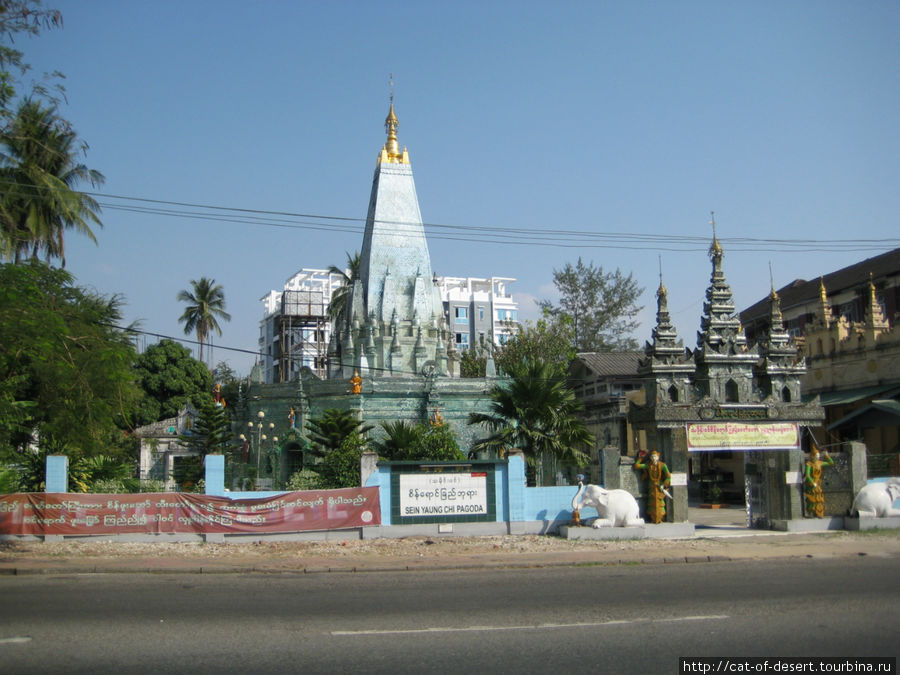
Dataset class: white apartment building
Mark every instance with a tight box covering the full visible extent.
[435,276,519,353]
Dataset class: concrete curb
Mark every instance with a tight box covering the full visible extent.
[3,549,893,576]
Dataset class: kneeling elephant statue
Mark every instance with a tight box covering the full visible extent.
[850,478,900,518]
[571,481,644,528]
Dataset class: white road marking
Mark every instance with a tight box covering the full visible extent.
[0,637,32,645]
[331,615,729,636]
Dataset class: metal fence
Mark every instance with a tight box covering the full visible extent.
[867,453,900,478]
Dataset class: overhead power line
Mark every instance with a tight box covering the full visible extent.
[1,179,896,253]
[93,191,899,253]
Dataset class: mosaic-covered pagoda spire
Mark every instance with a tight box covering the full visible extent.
[329,98,449,379]
[694,218,758,403]
[755,284,806,402]
[696,230,747,351]
[650,278,678,350]
[639,268,695,406]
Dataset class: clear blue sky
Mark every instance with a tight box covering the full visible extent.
[18,0,900,374]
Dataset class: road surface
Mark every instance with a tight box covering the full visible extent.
[1,556,897,673]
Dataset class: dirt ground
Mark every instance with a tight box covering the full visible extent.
[2,529,898,574]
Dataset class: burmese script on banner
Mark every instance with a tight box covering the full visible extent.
[686,422,800,451]
[0,488,380,536]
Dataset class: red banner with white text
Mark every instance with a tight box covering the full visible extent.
[0,489,381,536]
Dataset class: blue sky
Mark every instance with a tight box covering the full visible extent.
[17,1,900,374]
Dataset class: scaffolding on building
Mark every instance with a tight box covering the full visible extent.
[274,289,329,381]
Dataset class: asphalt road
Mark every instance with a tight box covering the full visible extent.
[1,557,897,673]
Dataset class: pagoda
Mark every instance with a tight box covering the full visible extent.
[328,101,453,379]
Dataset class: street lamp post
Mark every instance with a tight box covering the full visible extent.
[237,411,276,489]
[249,411,267,485]
[268,435,280,488]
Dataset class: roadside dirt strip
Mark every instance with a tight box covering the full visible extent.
[1,530,898,574]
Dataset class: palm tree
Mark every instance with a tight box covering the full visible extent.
[371,420,422,460]
[0,100,104,266]
[468,358,592,486]
[177,277,231,365]
[327,250,361,325]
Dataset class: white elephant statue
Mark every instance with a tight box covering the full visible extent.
[850,478,900,518]
[571,481,645,528]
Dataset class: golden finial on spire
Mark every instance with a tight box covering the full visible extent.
[867,272,880,316]
[379,73,409,164]
[768,262,779,300]
[657,255,667,297]
[708,211,722,256]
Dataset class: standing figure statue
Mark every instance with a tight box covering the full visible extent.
[803,444,834,518]
[635,450,672,524]
[350,370,363,395]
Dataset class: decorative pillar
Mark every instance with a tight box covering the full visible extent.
[45,455,68,493]
[360,451,379,488]
[204,454,226,496]
[506,451,527,532]
[660,430,689,523]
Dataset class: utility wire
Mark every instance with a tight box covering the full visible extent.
[3,179,897,253]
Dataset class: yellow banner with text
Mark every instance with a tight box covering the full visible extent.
[686,422,800,451]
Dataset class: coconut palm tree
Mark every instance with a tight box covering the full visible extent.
[327,250,360,326]
[177,277,231,365]
[0,100,104,266]
[468,358,592,485]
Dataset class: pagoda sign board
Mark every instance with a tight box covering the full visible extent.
[686,422,800,452]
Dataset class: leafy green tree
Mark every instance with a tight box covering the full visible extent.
[317,430,367,489]
[415,423,465,461]
[0,374,35,453]
[1,100,104,266]
[495,317,576,378]
[468,358,592,486]
[0,464,21,493]
[459,348,487,378]
[539,258,644,352]
[327,250,360,325]
[0,261,142,461]
[305,408,372,458]
[0,1,64,129]
[177,277,231,365]
[133,339,214,425]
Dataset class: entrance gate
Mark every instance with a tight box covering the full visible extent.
[686,422,806,528]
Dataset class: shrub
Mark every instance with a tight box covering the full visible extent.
[318,431,366,489]
[286,469,321,491]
